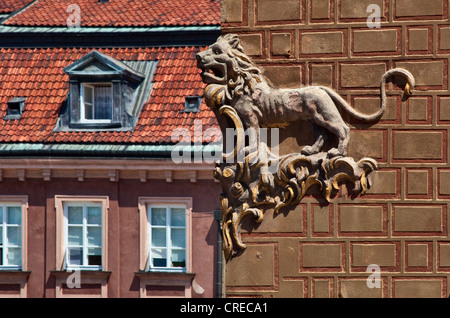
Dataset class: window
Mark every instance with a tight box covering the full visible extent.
[138,197,192,273]
[55,196,108,271]
[0,204,22,269]
[148,205,186,271]
[5,97,26,120]
[184,96,202,113]
[0,197,27,272]
[64,202,103,270]
[80,83,113,122]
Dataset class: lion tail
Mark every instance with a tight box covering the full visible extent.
[320,68,415,122]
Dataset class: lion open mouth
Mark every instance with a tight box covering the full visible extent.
[200,63,226,85]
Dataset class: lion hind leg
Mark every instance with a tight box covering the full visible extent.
[305,100,350,158]
[301,122,327,156]
[327,124,350,157]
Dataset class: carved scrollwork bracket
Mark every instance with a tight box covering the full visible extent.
[214,105,378,259]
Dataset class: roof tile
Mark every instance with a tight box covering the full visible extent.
[4,0,220,27]
[0,46,220,145]
[0,0,33,14]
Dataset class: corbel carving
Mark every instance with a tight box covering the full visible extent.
[138,170,148,183]
[108,169,119,182]
[197,34,415,259]
[76,169,85,182]
[17,169,26,182]
[42,169,51,182]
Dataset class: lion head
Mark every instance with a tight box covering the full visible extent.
[196,34,262,108]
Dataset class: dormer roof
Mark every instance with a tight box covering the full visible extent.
[63,50,145,82]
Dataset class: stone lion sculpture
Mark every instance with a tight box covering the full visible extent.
[197,34,417,258]
[196,33,415,158]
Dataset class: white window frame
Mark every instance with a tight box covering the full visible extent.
[80,83,113,123]
[0,197,28,271]
[138,197,192,273]
[63,202,103,271]
[55,196,108,271]
[147,204,187,272]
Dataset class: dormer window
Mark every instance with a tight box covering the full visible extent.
[5,97,26,120]
[58,50,157,131]
[184,96,202,113]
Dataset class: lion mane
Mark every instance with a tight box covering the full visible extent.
[197,34,263,109]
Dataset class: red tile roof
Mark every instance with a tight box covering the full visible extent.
[4,0,220,27]
[0,0,33,14]
[0,47,220,144]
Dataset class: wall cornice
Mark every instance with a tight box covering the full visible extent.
[0,158,216,183]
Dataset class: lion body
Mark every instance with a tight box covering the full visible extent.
[197,34,414,157]
[232,82,350,156]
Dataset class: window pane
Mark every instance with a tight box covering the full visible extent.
[171,228,185,248]
[0,247,2,265]
[7,247,21,266]
[68,206,83,224]
[68,226,83,245]
[87,248,102,266]
[6,227,21,246]
[0,226,2,245]
[171,250,186,268]
[0,206,3,222]
[85,104,93,120]
[94,85,112,120]
[171,208,185,226]
[7,207,21,225]
[68,247,82,266]
[87,227,101,246]
[87,206,101,225]
[151,228,166,247]
[84,85,93,104]
[151,248,166,267]
[151,208,166,226]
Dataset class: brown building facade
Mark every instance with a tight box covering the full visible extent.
[0,161,221,298]
[221,0,450,298]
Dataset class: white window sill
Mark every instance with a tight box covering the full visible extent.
[79,119,113,124]
[68,121,122,130]
[0,266,22,271]
[147,268,186,273]
[65,266,102,272]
